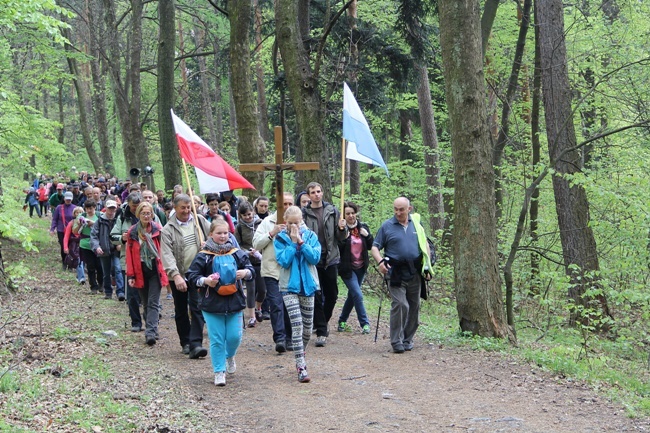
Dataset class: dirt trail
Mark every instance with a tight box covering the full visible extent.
[146,298,648,433]
[5,239,650,432]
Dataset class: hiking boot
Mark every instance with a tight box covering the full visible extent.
[146,336,156,346]
[337,322,348,332]
[104,294,112,300]
[117,293,125,302]
[404,341,414,351]
[79,279,86,286]
[214,371,226,386]
[247,318,256,328]
[131,326,142,332]
[362,324,371,334]
[393,344,405,354]
[188,346,208,359]
[255,309,263,322]
[226,357,237,374]
[275,340,287,353]
[297,367,310,383]
[315,336,327,347]
[182,344,190,355]
[261,311,271,321]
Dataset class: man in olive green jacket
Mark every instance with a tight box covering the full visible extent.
[161,194,210,359]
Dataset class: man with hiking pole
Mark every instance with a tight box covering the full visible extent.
[371,197,432,353]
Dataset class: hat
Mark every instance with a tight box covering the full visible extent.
[63,191,73,200]
[98,177,106,183]
[57,183,65,190]
[105,200,118,208]
[29,187,35,192]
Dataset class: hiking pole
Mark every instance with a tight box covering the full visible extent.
[374,273,390,343]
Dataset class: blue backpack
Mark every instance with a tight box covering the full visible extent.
[211,249,238,296]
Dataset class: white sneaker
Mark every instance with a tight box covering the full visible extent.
[214,371,226,386]
[226,357,237,374]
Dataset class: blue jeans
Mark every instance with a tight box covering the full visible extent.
[99,252,124,296]
[203,310,243,373]
[263,277,291,344]
[76,263,85,282]
[338,268,370,327]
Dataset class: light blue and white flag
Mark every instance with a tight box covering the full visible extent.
[343,82,389,175]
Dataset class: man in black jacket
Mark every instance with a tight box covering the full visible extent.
[302,182,346,347]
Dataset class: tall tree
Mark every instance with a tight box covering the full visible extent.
[438,0,513,339]
[253,0,272,143]
[61,26,104,174]
[228,0,266,193]
[537,0,611,326]
[103,0,153,184]
[275,0,330,195]
[492,0,533,217]
[87,0,114,174]
[396,0,444,233]
[157,0,181,192]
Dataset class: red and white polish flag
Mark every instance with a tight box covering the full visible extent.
[171,109,255,193]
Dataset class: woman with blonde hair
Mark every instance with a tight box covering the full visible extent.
[274,205,321,383]
[125,202,168,346]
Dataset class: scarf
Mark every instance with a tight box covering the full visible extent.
[347,220,360,238]
[137,221,160,269]
[203,237,235,255]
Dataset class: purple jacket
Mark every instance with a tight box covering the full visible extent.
[50,204,76,233]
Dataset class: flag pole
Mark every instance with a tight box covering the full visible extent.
[181,159,204,244]
[340,137,346,217]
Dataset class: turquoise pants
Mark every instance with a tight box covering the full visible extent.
[202,310,243,373]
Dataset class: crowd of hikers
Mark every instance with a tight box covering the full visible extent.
[25,172,433,386]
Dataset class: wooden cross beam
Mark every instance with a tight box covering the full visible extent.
[239,126,319,224]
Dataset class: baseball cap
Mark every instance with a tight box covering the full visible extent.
[105,200,118,208]
[57,183,65,190]
[63,191,73,200]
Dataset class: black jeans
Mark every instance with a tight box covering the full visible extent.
[171,279,205,350]
[312,265,339,337]
[80,247,103,291]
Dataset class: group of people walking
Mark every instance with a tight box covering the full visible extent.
[36,174,433,386]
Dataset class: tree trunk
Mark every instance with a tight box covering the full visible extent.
[158,0,181,192]
[398,109,414,160]
[194,26,219,149]
[212,37,225,153]
[254,0,272,143]
[347,1,360,195]
[177,19,189,116]
[493,0,532,218]
[276,0,330,196]
[103,0,152,184]
[61,27,103,174]
[415,62,444,233]
[529,1,542,295]
[58,81,65,144]
[537,0,611,326]
[480,0,500,57]
[229,0,266,194]
[228,69,238,149]
[439,0,513,340]
[88,0,114,174]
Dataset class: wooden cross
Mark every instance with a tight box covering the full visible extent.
[239,126,319,224]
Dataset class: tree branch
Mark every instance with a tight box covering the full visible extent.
[313,0,356,80]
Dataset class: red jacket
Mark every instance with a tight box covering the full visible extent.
[125,222,169,289]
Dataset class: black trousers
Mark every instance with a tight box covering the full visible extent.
[171,279,205,350]
[312,265,339,337]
